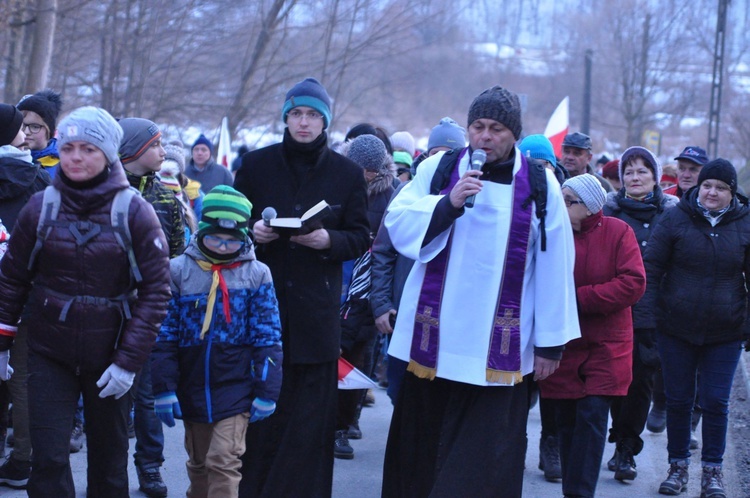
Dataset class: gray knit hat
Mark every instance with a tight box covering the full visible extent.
[467,86,522,139]
[563,174,607,213]
[119,117,161,164]
[619,146,661,185]
[58,106,123,164]
[346,134,387,172]
[390,131,415,156]
[427,117,466,153]
[163,140,186,174]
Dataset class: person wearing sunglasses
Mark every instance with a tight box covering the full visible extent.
[151,185,282,498]
[16,89,63,178]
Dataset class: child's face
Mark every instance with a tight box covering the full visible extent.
[202,233,245,254]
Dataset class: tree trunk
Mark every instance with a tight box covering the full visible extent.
[24,0,57,93]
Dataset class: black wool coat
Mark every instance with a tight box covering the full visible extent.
[233,135,370,364]
[642,188,750,345]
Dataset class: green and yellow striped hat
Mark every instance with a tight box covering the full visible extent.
[198,185,253,237]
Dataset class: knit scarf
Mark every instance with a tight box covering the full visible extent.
[196,260,241,339]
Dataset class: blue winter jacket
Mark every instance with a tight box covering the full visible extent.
[151,240,283,424]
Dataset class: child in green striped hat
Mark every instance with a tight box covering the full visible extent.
[151,185,283,497]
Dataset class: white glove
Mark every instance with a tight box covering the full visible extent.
[96,363,135,399]
[0,350,12,381]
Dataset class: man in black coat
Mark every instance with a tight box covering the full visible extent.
[234,77,370,498]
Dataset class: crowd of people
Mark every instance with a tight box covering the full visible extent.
[0,77,744,498]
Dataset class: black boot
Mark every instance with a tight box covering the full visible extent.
[614,446,637,481]
[334,430,354,460]
[538,435,561,481]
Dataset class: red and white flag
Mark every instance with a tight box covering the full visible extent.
[216,117,232,168]
[544,97,569,159]
[338,357,377,390]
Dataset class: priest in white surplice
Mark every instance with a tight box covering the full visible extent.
[381,86,581,498]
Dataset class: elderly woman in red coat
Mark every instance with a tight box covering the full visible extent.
[539,173,646,498]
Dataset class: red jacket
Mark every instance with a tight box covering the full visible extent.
[540,212,645,399]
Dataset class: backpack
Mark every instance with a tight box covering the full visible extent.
[27,186,144,283]
[429,148,549,251]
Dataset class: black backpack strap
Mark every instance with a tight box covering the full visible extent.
[522,158,549,252]
[429,148,463,195]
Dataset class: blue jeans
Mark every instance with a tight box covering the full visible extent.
[657,333,741,464]
[553,395,612,498]
[133,358,165,469]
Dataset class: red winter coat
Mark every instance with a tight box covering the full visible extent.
[540,212,645,399]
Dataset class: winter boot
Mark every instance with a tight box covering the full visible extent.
[334,430,354,460]
[701,465,726,498]
[538,435,562,481]
[0,455,30,489]
[607,449,619,472]
[647,404,667,433]
[614,446,637,481]
[659,459,689,495]
[136,465,168,498]
[69,421,84,453]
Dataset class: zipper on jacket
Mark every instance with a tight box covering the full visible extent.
[204,333,213,423]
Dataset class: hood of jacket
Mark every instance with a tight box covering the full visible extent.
[0,145,42,201]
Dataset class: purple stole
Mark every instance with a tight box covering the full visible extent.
[408,151,534,384]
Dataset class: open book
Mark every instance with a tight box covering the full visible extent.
[268,200,332,235]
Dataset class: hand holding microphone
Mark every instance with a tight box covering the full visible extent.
[458,149,486,209]
[253,207,280,244]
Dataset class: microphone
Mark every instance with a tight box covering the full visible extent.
[262,207,277,227]
[464,149,487,208]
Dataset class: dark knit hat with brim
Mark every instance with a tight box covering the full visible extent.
[119,118,161,164]
[697,158,737,195]
[0,104,23,147]
[282,77,332,130]
[467,85,522,139]
[198,185,253,239]
[16,89,63,134]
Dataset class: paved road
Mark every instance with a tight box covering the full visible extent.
[1,358,747,497]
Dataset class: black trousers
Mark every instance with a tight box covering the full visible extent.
[27,352,130,498]
[240,360,338,498]
[382,372,530,498]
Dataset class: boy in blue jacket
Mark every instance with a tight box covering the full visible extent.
[151,186,282,498]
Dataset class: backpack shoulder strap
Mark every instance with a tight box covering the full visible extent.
[523,158,549,252]
[111,187,143,283]
[28,186,62,270]
[429,148,463,195]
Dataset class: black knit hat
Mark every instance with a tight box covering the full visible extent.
[0,103,24,147]
[467,85,522,139]
[697,158,737,195]
[16,89,63,134]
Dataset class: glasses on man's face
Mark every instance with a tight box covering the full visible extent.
[564,198,585,207]
[202,234,245,252]
[286,109,323,121]
[22,123,46,134]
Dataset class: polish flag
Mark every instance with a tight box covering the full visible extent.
[216,117,232,168]
[338,357,377,390]
[544,97,569,159]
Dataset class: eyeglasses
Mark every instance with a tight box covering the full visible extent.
[564,198,585,207]
[202,234,245,251]
[286,109,323,121]
[22,123,46,134]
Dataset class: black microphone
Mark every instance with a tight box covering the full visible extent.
[464,149,487,208]
[262,207,277,227]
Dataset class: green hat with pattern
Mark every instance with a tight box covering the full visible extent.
[198,185,253,238]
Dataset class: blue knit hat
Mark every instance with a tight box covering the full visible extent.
[427,117,466,153]
[281,77,332,130]
[519,134,556,165]
[192,134,213,154]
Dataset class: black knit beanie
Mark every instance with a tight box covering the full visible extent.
[467,85,522,139]
[698,158,737,195]
[16,89,63,133]
[0,104,24,147]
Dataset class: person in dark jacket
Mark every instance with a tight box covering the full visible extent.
[119,117,186,497]
[233,77,370,498]
[185,134,233,193]
[151,186,282,498]
[643,159,750,497]
[602,146,679,483]
[0,106,171,497]
[0,103,50,489]
[539,174,646,498]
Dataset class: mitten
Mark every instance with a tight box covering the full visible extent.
[249,398,276,423]
[96,363,135,399]
[154,392,182,427]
